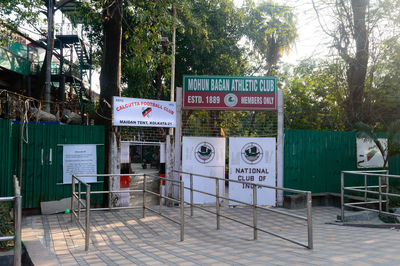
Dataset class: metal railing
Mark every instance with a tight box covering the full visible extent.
[71,175,90,251]
[0,175,22,266]
[172,170,313,249]
[341,170,400,222]
[71,174,185,251]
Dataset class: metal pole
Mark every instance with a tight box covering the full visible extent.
[378,176,382,213]
[364,174,367,203]
[385,175,389,211]
[173,87,182,199]
[180,180,184,241]
[78,182,81,220]
[108,176,112,210]
[216,179,220,230]
[85,185,90,251]
[306,191,313,249]
[341,172,344,222]
[276,89,284,206]
[14,176,21,266]
[190,174,193,216]
[143,175,146,218]
[45,0,54,113]
[71,175,75,222]
[159,177,163,214]
[253,185,257,240]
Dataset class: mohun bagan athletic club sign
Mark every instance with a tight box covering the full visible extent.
[183,75,277,110]
[113,96,176,127]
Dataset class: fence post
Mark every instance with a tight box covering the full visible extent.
[190,174,193,216]
[378,176,382,213]
[216,179,220,230]
[159,176,163,214]
[180,180,184,241]
[78,181,81,220]
[71,175,75,222]
[253,185,257,240]
[108,176,112,210]
[385,172,389,212]
[341,172,344,222]
[85,185,91,251]
[364,174,367,203]
[306,191,313,249]
[143,175,146,218]
[13,176,21,266]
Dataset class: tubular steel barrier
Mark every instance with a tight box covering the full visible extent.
[71,174,185,251]
[341,170,400,222]
[0,175,22,266]
[172,170,313,249]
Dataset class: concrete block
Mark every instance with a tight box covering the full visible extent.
[40,197,73,215]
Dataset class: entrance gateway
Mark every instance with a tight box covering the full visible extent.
[179,75,283,206]
[111,75,283,207]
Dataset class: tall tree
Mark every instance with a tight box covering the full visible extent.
[243,0,297,75]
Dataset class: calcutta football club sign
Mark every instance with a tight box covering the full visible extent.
[183,75,277,110]
[229,137,276,206]
[112,96,176,127]
[182,137,225,204]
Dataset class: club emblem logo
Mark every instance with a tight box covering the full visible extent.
[241,142,263,164]
[224,93,238,107]
[142,107,152,118]
[194,142,215,164]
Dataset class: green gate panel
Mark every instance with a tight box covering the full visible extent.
[0,119,105,208]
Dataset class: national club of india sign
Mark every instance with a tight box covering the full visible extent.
[183,75,277,110]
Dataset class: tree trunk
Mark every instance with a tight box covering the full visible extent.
[345,0,369,127]
[97,0,123,176]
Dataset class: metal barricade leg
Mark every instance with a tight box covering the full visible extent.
[71,176,75,223]
[379,176,382,213]
[253,185,257,240]
[14,194,22,266]
[109,176,112,211]
[180,181,184,241]
[216,179,220,230]
[85,185,91,251]
[159,176,163,214]
[306,191,313,249]
[341,172,344,222]
[78,182,81,220]
[143,175,146,218]
[190,174,193,217]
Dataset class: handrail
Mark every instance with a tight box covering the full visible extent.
[340,170,400,222]
[71,173,185,250]
[172,170,313,249]
[0,175,22,266]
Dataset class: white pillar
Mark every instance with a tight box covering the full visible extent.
[277,90,284,206]
[174,87,183,199]
[110,129,121,206]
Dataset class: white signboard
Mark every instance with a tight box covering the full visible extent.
[63,144,97,184]
[182,137,225,204]
[357,138,387,168]
[229,137,276,206]
[113,96,176,127]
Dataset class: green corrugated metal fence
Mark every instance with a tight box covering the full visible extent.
[284,129,400,194]
[0,119,105,208]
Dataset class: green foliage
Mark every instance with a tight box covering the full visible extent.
[281,59,346,130]
[0,202,14,249]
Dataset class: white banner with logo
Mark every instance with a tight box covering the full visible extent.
[113,96,176,127]
[356,138,387,168]
[229,137,276,206]
[182,137,225,204]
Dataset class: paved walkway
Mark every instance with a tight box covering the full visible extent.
[22,206,400,265]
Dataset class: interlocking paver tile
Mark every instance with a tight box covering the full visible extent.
[22,206,400,265]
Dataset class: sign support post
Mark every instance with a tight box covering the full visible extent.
[277,90,284,206]
[173,87,183,199]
